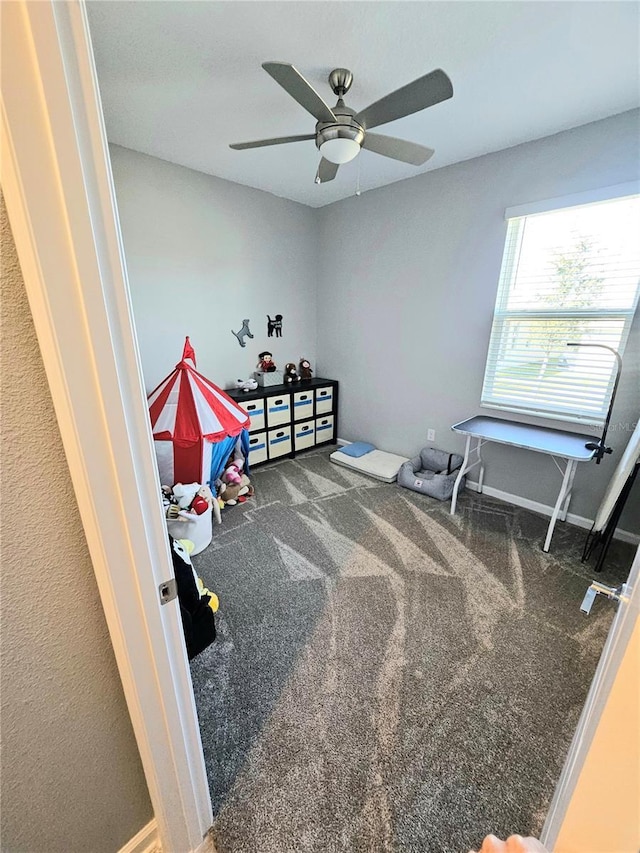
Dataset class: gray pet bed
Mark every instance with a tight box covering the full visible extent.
[397,447,465,501]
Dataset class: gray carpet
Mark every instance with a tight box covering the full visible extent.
[190,447,634,853]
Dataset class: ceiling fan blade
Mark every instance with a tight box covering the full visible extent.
[355,69,453,130]
[362,133,434,166]
[316,158,339,183]
[230,134,315,151]
[263,62,336,123]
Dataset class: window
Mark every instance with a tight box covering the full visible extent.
[481,188,640,426]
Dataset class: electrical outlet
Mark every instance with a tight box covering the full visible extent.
[427,428,436,442]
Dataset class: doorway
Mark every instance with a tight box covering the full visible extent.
[6,3,640,849]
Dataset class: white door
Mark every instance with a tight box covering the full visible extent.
[542,545,640,852]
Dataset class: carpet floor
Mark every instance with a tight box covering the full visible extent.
[191,447,634,853]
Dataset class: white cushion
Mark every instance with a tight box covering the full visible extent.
[330,448,410,483]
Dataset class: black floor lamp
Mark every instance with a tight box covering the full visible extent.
[566,341,622,463]
[567,342,635,571]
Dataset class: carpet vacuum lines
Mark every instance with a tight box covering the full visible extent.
[190,449,634,853]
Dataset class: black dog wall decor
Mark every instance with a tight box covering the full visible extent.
[267,314,283,338]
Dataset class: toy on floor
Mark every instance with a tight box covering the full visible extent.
[215,456,256,508]
[219,474,254,506]
[299,358,313,380]
[222,461,243,486]
[170,535,217,659]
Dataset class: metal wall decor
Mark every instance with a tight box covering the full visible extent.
[232,319,254,347]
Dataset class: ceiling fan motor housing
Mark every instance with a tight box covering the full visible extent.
[315,99,365,161]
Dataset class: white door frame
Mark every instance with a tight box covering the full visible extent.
[1,2,212,851]
[2,2,637,850]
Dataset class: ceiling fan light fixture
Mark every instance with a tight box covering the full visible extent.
[319,136,361,164]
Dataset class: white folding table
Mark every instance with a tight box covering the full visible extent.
[450,416,599,552]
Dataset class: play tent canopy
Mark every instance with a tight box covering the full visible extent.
[148,338,250,487]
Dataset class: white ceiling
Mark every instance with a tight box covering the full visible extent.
[87,1,640,208]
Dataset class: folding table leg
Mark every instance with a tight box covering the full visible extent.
[451,434,471,515]
[543,458,576,552]
[560,460,578,522]
[477,441,485,493]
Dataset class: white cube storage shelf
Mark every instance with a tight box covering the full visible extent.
[228,379,338,468]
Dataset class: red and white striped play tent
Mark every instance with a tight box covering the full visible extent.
[148,338,250,487]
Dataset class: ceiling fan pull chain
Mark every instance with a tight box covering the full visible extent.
[356,155,362,197]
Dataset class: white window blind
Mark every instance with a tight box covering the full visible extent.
[481,193,640,426]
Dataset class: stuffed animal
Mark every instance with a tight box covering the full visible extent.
[284,362,299,383]
[196,484,221,525]
[190,494,209,515]
[222,462,243,486]
[162,485,195,522]
[299,358,313,380]
[235,377,258,392]
[170,535,217,659]
[219,473,254,506]
[172,482,201,509]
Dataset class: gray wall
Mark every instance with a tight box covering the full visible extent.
[0,194,153,852]
[316,110,640,531]
[109,113,639,532]
[110,145,319,392]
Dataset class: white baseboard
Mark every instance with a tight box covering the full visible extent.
[119,820,160,853]
[335,437,639,547]
[336,437,350,446]
[464,480,639,546]
[118,820,218,853]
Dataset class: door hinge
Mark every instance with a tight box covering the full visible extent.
[159,577,178,605]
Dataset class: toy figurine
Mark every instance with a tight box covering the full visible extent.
[257,351,277,372]
[299,358,313,380]
[284,363,299,383]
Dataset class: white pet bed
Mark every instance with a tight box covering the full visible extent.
[330,448,410,483]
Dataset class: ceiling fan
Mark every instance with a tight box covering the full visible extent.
[230,62,453,184]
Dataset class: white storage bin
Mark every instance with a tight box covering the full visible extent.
[294,420,315,450]
[293,389,314,420]
[315,414,334,443]
[268,425,292,459]
[315,386,333,414]
[247,431,268,465]
[266,393,291,427]
[239,399,265,431]
[166,505,212,555]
